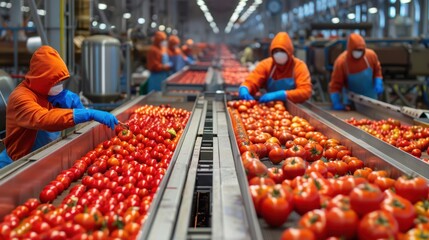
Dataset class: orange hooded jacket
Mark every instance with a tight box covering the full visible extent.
[147,31,170,72]
[167,35,184,57]
[240,32,312,103]
[329,33,382,93]
[4,46,75,160]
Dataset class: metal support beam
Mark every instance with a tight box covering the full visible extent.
[28,0,49,45]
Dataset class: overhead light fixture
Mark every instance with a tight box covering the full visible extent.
[197,0,219,34]
[368,7,378,14]
[166,27,172,33]
[5,2,11,8]
[21,6,30,12]
[123,13,131,19]
[0,2,6,8]
[92,21,98,27]
[151,22,157,28]
[27,21,34,27]
[331,17,340,24]
[347,13,356,19]
[99,23,107,30]
[98,3,107,10]
[159,25,166,31]
[111,25,116,29]
[138,18,145,24]
[227,0,263,33]
[37,9,46,16]
[400,0,411,3]
[172,29,178,35]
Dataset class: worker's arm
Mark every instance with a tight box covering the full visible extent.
[328,56,347,94]
[240,59,271,95]
[11,94,75,132]
[147,48,170,72]
[286,59,312,103]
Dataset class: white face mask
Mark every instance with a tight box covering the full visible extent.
[160,40,167,47]
[352,50,364,59]
[48,84,64,96]
[273,51,288,65]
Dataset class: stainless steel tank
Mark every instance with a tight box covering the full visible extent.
[81,35,121,102]
[0,70,15,133]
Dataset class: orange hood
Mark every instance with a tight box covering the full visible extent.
[270,32,294,58]
[153,31,167,46]
[24,45,70,96]
[168,35,180,49]
[347,33,366,54]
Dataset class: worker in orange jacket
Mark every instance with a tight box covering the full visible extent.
[239,32,312,103]
[181,39,196,64]
[167,35,188,73]
[329,33,384,110]
[0,46,118,168]
[142,31,172,94]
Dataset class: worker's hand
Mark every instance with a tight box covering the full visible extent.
[374,77,384,95]
[238,86,254,100]
[330,92,346,111]
[73,109,118,130]
[48,89,85,109]
[259,90,286,103]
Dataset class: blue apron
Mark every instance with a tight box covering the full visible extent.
[170,55,186,73]
[147,71,169,92]
[346,57,377,99]
[266,65,296,92]
[0,130,60,169]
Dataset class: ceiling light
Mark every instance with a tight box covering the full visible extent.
[21,6,30,12]
[400,0,411,3]
[138,18,145,24]
[151,22,157,28]
[368,7,378,14]
[98,3,107,10]
[347,13,356,19]
[159,25,166,31]
[5,2,11,8]
[197,0,219,34]
[27,21,34,27]
[331,17,340,24]
[99,23,106,30]
[166,27,172,33]
[0,2,6,8]
[123,13,131,19]
[37,9,46,16]
[111,25,115,29]
[92,21,98,27]
[172,29,178,35]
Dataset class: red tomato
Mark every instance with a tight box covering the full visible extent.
[248,176,276,186]
[304,142,323,162]
[260,187,292,227]
[280,228,315,240]
[244,160,268,180]
[349,183,384,217]
[267,167,285,184]
[358,210,399,240]
[39,185,58,203]
[380,193,415,232]
[249,185,271,216]
[268,147,286,164]
[293,183,321,215]
[282,157,307,180]
[298,209,327,239]
[395,175,429,204]
[326,207,359,240]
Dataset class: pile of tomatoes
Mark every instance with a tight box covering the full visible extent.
[222,66,249,86]
[0,104,190,239]
[228,100,429,240]
[346,117,429,161]
[169,71,206,85]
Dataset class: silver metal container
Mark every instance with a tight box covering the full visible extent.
[0,70,15,132]
[81,35,121,102]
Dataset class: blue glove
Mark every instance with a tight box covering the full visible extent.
[238,86,254,100]
[330,92,346,110]
[73,109,118,130]
[374,77,384,95]
[48,89,85,109]
[259,90,286,103]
